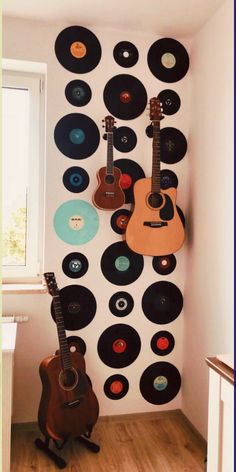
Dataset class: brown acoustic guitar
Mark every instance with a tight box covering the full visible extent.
[38,272,99,442]
[125,97,185,256]
[92,115,125,210]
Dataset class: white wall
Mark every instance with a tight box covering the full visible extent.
[3,17,189,423]
[182,0,234,439]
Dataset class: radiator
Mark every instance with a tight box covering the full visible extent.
[2,322,17,472]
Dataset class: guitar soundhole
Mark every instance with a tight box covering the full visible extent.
[105,174,115,184]
[59,367,79,391]
[148,192,164,209]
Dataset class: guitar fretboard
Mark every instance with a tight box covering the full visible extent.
[53,295,72,371]
[107,132,114,175]
[151,121,161,193]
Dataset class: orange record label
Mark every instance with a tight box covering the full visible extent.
[112,338,127,353]
[70,41,87,59]
[110,380,123,394]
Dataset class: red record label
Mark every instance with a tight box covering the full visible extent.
[120,173,132,189]
[112,338,127,353]
[156,337,170,350]
[110,380,124,394]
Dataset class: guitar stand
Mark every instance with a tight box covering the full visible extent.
[35,433,100,469]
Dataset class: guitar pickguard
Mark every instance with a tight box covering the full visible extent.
[160,194,174,221]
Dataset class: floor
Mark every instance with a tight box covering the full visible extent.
[11,410,206,471]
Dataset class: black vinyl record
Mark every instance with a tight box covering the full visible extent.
[152,254,176,275]
[55,26,102,73]
[114,158,145,203]
[63,166,89,193]
[54,113,100,159]
[161,127,187,164]
[113,126,137,153]
[51,285,96,330]
[101,241,144,285]
[142,281,183,324]
[147,38,189,83]
[113,41,139,68]
[157,89,181,115]
[109,291,134,317]
[65,80,92,107]
[160,169,178,189]
[140,362,181,404]
[103,74,147,120]
[62,252,89,278]
[67,335,86,356]
[97,323,141,368]
[104,374,129,399]
[110,209,132,234]
[151,331,175,356]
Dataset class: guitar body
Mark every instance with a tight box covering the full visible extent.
[38,351,99,441]
[92,166,125,210]
[126,178,185,256]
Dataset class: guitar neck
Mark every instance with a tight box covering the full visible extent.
[106,132,114,174]
[52,295,72,371]
[151,121,161,193]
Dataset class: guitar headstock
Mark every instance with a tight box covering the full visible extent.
[44,272,59,297]
[149,97,164,122]
[104,115,116,133]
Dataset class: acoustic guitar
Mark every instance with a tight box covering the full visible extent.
[92,115,125,210]
[38,272,99,442]
[125,97,185,256]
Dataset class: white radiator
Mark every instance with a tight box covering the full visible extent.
[2,322,17,472]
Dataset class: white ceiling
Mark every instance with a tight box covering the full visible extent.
[2,0,226,37]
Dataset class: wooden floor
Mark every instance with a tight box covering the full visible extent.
[11,410,206,472]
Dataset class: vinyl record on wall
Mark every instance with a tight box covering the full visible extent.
[142,281,183,324]
[113,159,145,203]
[53,199,99,245]
[160,127,187,164]
[150,331,175,356]
[109,291,134,317]
[113,41,139,68]
[51,284,97,330]
[110,209,132,234]
[55,26,102,73]
[103,74,147,120]
[63,166,90,193]
[152,254,176,275]
[147,38,189,83]
[62,252,89,278]
[157,89,181,115]
[97,323,141,368]
[140,362,181,404]
[113,126,137,153]
[104,374,129,399]
[160,169,178,189]
[101,241,144,285]
[67,335,87,355]
[65,80,92,106]
[54,113,100,159]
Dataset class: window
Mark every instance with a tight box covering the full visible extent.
[2,63,46,282]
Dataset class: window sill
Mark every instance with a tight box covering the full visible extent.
[2,283,47,295]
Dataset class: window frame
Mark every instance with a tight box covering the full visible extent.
[2,66,46,283]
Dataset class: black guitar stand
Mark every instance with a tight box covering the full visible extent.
[35,432,100,469]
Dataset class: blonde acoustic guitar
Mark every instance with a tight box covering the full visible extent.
[125,97,185,256]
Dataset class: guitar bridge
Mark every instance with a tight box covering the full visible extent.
[104,191,115,197]
[64,399,81,408]
[143,221,168,228]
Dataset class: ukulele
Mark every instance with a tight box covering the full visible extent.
[38,272,99,442]
[125,97,185,256]
[92,115,125,210]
